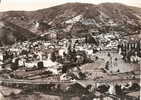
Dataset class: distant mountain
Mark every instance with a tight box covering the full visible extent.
[0,3,141,41]
[0,20,36,45]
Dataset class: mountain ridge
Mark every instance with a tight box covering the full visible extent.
[0,2,141,45]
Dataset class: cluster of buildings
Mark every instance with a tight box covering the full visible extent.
[0,31,140,100]
[118,39,141,63]
[0,38,99,77]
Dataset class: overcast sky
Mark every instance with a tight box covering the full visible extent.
[0,0,141,11]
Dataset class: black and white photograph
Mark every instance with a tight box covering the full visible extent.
[0,0,140,100]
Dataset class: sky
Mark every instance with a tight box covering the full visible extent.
[0,0,141,11]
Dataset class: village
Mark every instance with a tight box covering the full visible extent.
[0,29,140,100]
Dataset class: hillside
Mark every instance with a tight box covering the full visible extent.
[0,20,36,45]
[0,3,141,42]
